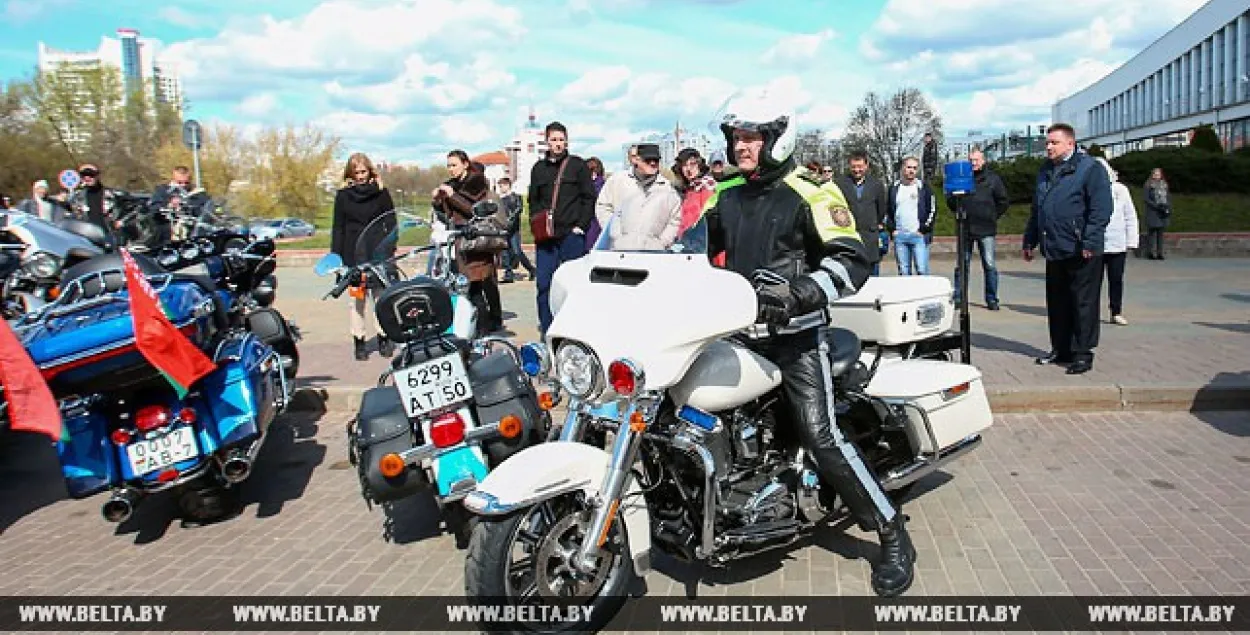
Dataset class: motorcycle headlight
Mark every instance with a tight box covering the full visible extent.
[555,341,602,399]
[24,252,60,278]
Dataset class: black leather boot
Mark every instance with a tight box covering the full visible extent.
[354,337,368,361]
[871,514,916,597]
[377,335,394,358]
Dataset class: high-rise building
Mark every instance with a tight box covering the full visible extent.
[38,29,183,107]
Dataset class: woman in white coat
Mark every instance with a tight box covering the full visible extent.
[601,144,682,251]
[1093,157,1139,326]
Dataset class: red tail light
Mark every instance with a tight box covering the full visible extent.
[111,429,133,445]
[430,412,466,448]
[608,359,642,397]
[134,405,171,433]
[177,407,197,423]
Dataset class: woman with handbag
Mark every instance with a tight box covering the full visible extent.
[433,150,504,333]
[331,152,396,361]
[1143,168,1171,260]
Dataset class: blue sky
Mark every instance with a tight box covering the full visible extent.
[1,0,1207,168]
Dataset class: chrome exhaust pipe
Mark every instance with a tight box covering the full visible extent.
[883,434,983,491]
[220,437,263,484]
[101,489,139,523]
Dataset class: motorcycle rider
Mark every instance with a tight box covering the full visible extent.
[147,165,197,244]
[68,164,121,245]
[704,88,916,597]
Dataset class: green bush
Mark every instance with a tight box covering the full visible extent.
[1110,147,1250,194]
[1189,124,1224,153]
[1087,143,1106,158]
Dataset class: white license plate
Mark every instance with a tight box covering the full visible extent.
[394,352,474,418]
[126,427,199,476]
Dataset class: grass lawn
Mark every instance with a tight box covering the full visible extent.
[279,192,1250,250]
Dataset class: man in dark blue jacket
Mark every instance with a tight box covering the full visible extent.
[1023,123,1113,375]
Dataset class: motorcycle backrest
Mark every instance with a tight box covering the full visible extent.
[374,277,454,343]
[58,252,165,302]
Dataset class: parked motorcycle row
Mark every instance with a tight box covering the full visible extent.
[4,199,995,633]
[1,204,301,525]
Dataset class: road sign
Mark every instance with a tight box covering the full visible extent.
[182,119,203,150]
[59,169,80,190]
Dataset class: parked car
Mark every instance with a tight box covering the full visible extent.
[250,218,316,240]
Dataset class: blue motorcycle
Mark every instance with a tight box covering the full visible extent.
[9,228,299,527]
[315,207,549,547]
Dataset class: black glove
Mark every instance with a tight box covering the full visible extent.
[755,284,792,326]
[789,274,830,315]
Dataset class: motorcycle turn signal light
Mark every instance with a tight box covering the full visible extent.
[537,392,556,411]
[378,453,406,478]
[499,415,522,439]
[629,410,647,433]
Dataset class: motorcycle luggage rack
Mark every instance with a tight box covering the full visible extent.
[19,270,176,327]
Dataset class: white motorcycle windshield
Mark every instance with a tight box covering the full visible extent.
[547,214,757,391]
[591,213,709,255]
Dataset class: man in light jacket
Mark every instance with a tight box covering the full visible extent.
[601,144,682,251]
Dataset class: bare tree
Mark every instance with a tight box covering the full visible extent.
[843,88,944,183]
[793,129,844,172]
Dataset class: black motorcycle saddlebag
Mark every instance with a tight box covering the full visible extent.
[468,351,545,466]
[351,386,428,503]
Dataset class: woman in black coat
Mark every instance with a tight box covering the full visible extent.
[331,152,395,361]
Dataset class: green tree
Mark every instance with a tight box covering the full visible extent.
[1087,143,1106,158]
[234,124,340,220]
[1189,124,1223,153]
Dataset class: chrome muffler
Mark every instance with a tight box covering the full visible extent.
[101,489,139,523]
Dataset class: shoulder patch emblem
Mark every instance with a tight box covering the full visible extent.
[829,205,852,227]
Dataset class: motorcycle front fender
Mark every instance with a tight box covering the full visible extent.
[462,441,653,574]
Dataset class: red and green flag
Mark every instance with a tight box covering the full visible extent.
[120,249,216,397]
[0,318,62,442]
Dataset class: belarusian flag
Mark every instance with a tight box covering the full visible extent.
[0,319,62,441]
[120,249,216,397]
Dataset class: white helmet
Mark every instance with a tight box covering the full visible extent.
[711,87,797,169]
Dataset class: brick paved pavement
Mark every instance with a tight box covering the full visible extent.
[283,257,1250,399]
[2,408,1248,634]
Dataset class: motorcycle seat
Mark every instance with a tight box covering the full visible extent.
[827,327,862,377]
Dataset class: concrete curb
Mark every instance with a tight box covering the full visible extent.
[285,383,1250,415]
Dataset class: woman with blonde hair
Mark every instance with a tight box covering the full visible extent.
[1093,156,1139,326]
[330,152,395,360]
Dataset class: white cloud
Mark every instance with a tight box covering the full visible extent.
[236,93,279,117]
[162,0,525,100]
[761,29,835,66]
[438,115,494,145]
[158,6,201,28]
[312,111,405,142]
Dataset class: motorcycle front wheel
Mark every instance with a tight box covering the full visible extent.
[464,493,634,634]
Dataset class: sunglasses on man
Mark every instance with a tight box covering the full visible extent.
[79,168,99,178]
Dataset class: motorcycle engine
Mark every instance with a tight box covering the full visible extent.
[682,404,797,528]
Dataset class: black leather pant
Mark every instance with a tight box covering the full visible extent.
[745,326,898,532]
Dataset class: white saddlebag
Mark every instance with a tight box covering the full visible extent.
[830,276,954,345]
[863,360,992,455]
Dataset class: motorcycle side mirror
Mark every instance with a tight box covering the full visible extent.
[314,253,343,276]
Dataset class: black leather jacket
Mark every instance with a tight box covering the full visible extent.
[707,160,871,301]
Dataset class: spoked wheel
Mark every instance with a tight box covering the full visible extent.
[465,493,633,634]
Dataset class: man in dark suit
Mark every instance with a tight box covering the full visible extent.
[835,151,888,275]
[1023,123,1113,375]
